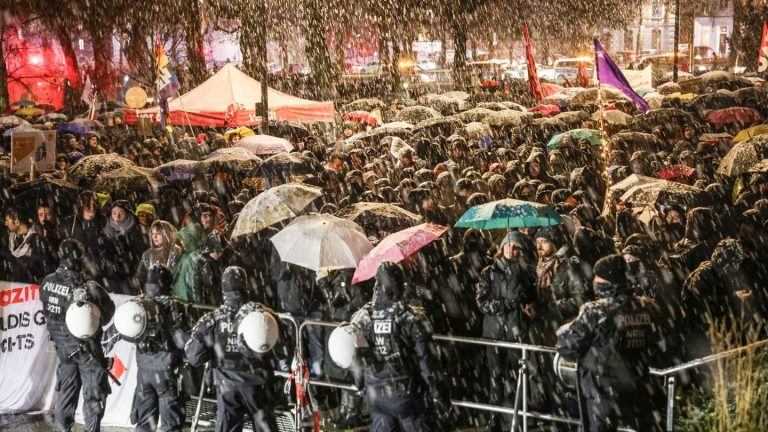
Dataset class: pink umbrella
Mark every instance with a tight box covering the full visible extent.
[529,104,561,117]
[234,134,294,155]
[352,223,447,283]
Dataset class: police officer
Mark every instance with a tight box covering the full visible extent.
[350,261,451,432]
[118,264,189,432]
[40,239,115,432]
[556,254,665,432]
[185,266,281,432]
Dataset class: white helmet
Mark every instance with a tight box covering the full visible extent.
[65,301,102,339]
[114,300,148,339]
[238,310,279,353]
[328,325,368,369]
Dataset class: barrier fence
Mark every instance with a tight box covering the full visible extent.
[185,304,768,432]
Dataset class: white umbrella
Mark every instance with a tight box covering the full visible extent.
[230,184,323,237]
[270,214,373,271]
[235,135,294,155]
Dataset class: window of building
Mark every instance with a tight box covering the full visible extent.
[652,0,662,17]
[625,30,634,50]
[652,29,662,51]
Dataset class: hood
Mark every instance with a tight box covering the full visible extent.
[373,261,405,306]
[524,151,549,179]
[177,223,206,252]
[684,207,715,242]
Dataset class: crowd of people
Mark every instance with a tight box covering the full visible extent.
[4,74,768,431]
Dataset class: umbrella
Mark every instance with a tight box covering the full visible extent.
[342,98,386,112]
[395,106,442,124]
[389,137,413,159]
[541,93,571,107]
[224,126,256,140]
[345,122,414,143]
[620,180,706,209]
[656,82,681,95]
[747,159,768,173]
[568,87,628,104]
[270,214,373,272]
[458,108,495,123]
[610,132,662,153]
[15,107,45,117]
[234,135,294,155]
[634,87,656,97]
[68,154,136,184]
[230,184,324,237]
[336,202,422,234]
[56,118,104,136]
[200,147,262,174]
[352,223,447,283]
[591,109,631,126]
[547,129,602,149]
[663,92,696,104]
[529,104,561,117]
[455,198,561,229]
[706,107,763,126]
[501,102,528,111]
[413,115,461,131]
[716,135,768,176]
[38,113,69,123]
[656,165,696,182]
[483,110,534,127]
[733,125,768,143]
[553,111,590,126]
[684,93,737,115]
[441,91,471,101]
[541,83,564,97]
[733,87,765,106]
[610,174,662,192]
[256,152,324,178]
[462,122,492,140]
[630,108,695,132]
[424,94,466,114]
[475,102,510,111]
[0,115,30,128]
[155,159,200,181]
[3,124,44,138]
[91,166,167,192]
[342,111,375,125]
[698,133,733,145]
[11,99,36,108]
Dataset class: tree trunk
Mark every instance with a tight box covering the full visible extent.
[87,22,115,98]
[731,1,768,72]
[239,17,262,81]
[0,23,9,114]
[451,15,468,90]
[378,29,390,71]
[439,31,447,68]
[390,36,402,95]
[303,0,336,99]
[124,25,154,88]
[183,0,207,88]
[334,28,346,76]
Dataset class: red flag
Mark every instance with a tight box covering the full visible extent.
[758,21,768,72]
[523,23,543,102]
[576,62,590,87]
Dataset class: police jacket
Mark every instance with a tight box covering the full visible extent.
[476,258,536,341]
[185,302,278,386]
[40,266,115,349]
[133,295,190,370]
[556,291,663,399]
[351,295,443,399]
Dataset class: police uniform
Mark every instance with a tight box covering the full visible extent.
[39,239,115,432]
[128,265,190,432]
[185,266,280,432]
[557,255,664,432]
[351,262,450,432]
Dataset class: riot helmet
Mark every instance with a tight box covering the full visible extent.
[222,266,247,307]
[58,238,85,271]
[237,309,279,353]
[146,264,173,298]
[65,301,102,339]
[374,261,405,302]
[328,324,369,369]
[113,300,148,340]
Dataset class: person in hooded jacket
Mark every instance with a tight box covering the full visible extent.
[524,151,560,188]
[667,207,720,281]
[99,200,148,295]
[125,265,190,432]
[135,220,183,288]
[476,231,536,432]
[185,266,283,432]
[351,261,452,432]
[172,223,206,303]
[557,254,665,432]
[40,239,115,432]
[62,191,106,277]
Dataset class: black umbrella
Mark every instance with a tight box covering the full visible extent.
[684,93,737,118]
[254,152,324,179]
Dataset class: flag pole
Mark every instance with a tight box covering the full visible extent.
[594,43,610,187]
[175,90,196,137]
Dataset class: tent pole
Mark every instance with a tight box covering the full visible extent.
[176,91,196,137]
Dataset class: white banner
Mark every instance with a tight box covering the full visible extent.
[0,284,137,428]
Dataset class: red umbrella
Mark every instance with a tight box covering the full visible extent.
[706,107,764,126]
[352,223,447,283]
[343,110,377,126]
[657,82,681,95]
[656,165,696,183]
[541,83,563,97]
[529,104,561,116]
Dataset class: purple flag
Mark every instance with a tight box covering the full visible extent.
[594,39,649,113]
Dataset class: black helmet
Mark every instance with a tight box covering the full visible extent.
[222,266,247,295]
[375,261,405,302]
[146,264,173,297]
[58,239,85,270]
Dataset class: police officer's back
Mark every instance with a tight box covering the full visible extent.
[40,239,115,432]
[557,254,664,432]
[351,261,450,432]
[185,266,281,432]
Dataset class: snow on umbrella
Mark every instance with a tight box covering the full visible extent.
[458,108,495,123]
[455,199,561,230]
[336,202,422,235]
[733,125,768,143]
[0,115,30,128]
[553,111,590,127]
[501,101,528,111]
[568,87,628,104]
[462,122,492,140]
[475,102,510,111]
[230,184,324,237]
[630,108,694,132]
[609,174,662,193]
[716,135,768,177]
[270,214,373,272]
[424,94,465,114]
[235,135,294,155]
[256,152,324,178]
[733,87,764,106]
[685,93,736,114]
[56,118,104,136]
[591,109,631,126]
[620,180,706,209]
[352,223,447,283]
[483,110,534,127]
[413,115,460,131]
[155,159,200,181]
[38,113,69,123]
[68,154,135,184]
[747,159,768,173]
[345,122,414,143]
[395,106,442,124]
[342,98,386,112]
[656,165,696,183]
[529,104,561,117]
[199,147,262,174]
[706,107,764,126]
[389,137,413,159]
[540,83,564,97]
[610,132,661,153]
[15,107,45,117]
[441,91,470,101]
[656,82,681,95]
[3,124,44,137]
[541,93,571,107]
[91,166,167,193]
[547,129,602,149]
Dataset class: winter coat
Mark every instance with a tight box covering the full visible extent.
[135,244,183,288]
[99,217,148,295]
[172,223,206,303]
[4,225,55,283]
[62,213,106,276]
[476,258,537,342]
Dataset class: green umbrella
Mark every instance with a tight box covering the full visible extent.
[455,199,561,229]
[547,129,602,149]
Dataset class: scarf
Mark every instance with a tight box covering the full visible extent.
[105,215,136,239]
[9,226,39,258]
[536,256,559,294]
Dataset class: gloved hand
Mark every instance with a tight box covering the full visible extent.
[331,293,348,308]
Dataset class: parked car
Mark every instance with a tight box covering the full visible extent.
[538,57,594,82]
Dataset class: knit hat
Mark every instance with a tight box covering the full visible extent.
[135,203,157,218]
[593,254,628,285]
[534,226,563,247]
[111,200,132,215]
[500,231,526,249]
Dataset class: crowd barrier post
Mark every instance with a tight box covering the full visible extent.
[665,376,676,432]
[190,362,210,432]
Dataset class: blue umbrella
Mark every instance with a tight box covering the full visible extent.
[155,159,200,181]
[455,199,561,229]
[55,118,104,137]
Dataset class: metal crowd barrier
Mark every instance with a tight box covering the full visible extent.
[185,304,768,432]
